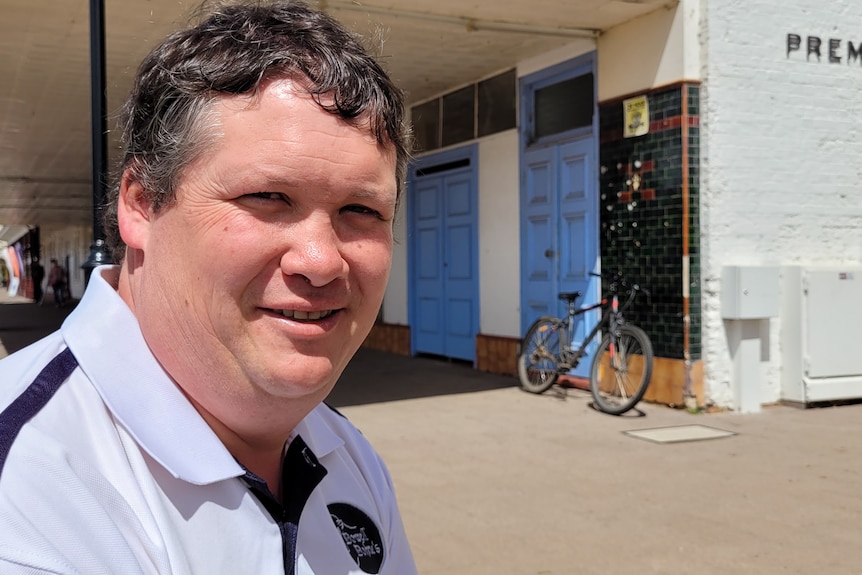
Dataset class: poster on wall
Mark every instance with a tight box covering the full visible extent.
[623,95,649,138]
[6,246,20,297]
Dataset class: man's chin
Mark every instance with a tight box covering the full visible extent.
[257,358,344,398]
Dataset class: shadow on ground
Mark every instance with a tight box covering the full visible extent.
[0,300,78,356]
[329,348,517,407]
[1,299,517,405]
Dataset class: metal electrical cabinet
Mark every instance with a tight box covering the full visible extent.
[722,266,780,320]
[781,266,862,404]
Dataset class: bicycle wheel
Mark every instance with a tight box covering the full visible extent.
[589,324,654,415]
[517,316,562,394]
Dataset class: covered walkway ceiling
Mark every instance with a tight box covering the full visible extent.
[0,0,669,235]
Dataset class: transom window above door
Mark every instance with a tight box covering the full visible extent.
[533,72,594,141]
[411,69,517,153]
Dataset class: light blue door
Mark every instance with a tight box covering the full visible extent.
[414,176,446,356]
[411,156,479,362]
[521,138,599,377]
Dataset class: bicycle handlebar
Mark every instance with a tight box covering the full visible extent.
[589,270,650,309]
[589,270,647,290]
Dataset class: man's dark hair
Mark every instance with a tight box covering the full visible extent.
[104,0,410,262]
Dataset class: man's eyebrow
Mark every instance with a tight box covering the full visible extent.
[344,188,395,199]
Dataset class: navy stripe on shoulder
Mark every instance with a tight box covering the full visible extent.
[0,348,78,475]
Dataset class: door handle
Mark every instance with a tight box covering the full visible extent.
[544,249,555,258]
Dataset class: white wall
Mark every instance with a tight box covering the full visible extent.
[597,0,701,101]
[517,39,595,79]
[478,130,521,337]
[382,198,409,325]
[700,0,862,407]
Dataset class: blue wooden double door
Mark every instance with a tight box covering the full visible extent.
[521,137,599,378]
[408,153,479,362]
[410,153,479,363]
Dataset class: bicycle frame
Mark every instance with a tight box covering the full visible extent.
[557,286,634,371]
[557,298,607,369]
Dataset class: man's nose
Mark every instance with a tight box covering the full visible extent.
[280,219,348,287]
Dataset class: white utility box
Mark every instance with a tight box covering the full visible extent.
[721,266,780,319]
[721,266,780,413]
[781,266,862,404]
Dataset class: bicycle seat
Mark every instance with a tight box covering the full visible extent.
[558,291,582,302]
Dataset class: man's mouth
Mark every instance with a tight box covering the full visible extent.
[269,309,337,321]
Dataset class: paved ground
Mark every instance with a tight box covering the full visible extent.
[3,291,862,574]
[338,359,862,575]
[0,289,76,357]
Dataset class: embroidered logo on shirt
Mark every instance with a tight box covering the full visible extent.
[328,503,384,573]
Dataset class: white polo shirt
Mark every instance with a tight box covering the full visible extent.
[0,266,417,575]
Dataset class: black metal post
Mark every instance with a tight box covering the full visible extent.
[82,0,111,284]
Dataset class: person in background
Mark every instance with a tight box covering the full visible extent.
[0,1,417,573]
[30,258,44,303]
[46,258,66,307]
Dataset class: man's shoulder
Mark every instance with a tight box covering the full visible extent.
[0,422,153,574]
[0,337,110,479]
[0,333,66,409]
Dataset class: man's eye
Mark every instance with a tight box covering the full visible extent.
[246,192,289,203]
[343,204,384,219]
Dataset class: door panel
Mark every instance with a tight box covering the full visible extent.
[522,148,556,320]
[442,173,476,360]
[414,179,445,355]
[521,138,598,378]
[445,178,473,289]
[558,140,597,357]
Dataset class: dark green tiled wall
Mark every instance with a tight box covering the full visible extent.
[687,85,702,357]
[598,84,701,360]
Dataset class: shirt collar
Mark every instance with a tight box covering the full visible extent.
[293,405,344,460]
[61,266,244,485]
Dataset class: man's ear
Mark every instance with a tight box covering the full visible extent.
[117,172,153,250]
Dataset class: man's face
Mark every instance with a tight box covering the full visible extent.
[120,78,396,426]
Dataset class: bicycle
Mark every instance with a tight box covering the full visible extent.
[517,271,654,415]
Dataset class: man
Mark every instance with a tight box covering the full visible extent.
[0,2,416,573]
[46,258,66,307]
[30,257,44,303]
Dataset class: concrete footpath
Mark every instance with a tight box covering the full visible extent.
[3,294,862,574]
[339,356,862,575]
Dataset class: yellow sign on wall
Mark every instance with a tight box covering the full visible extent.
[623,95,649,138]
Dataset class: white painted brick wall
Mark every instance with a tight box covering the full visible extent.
[701,0,862,407]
